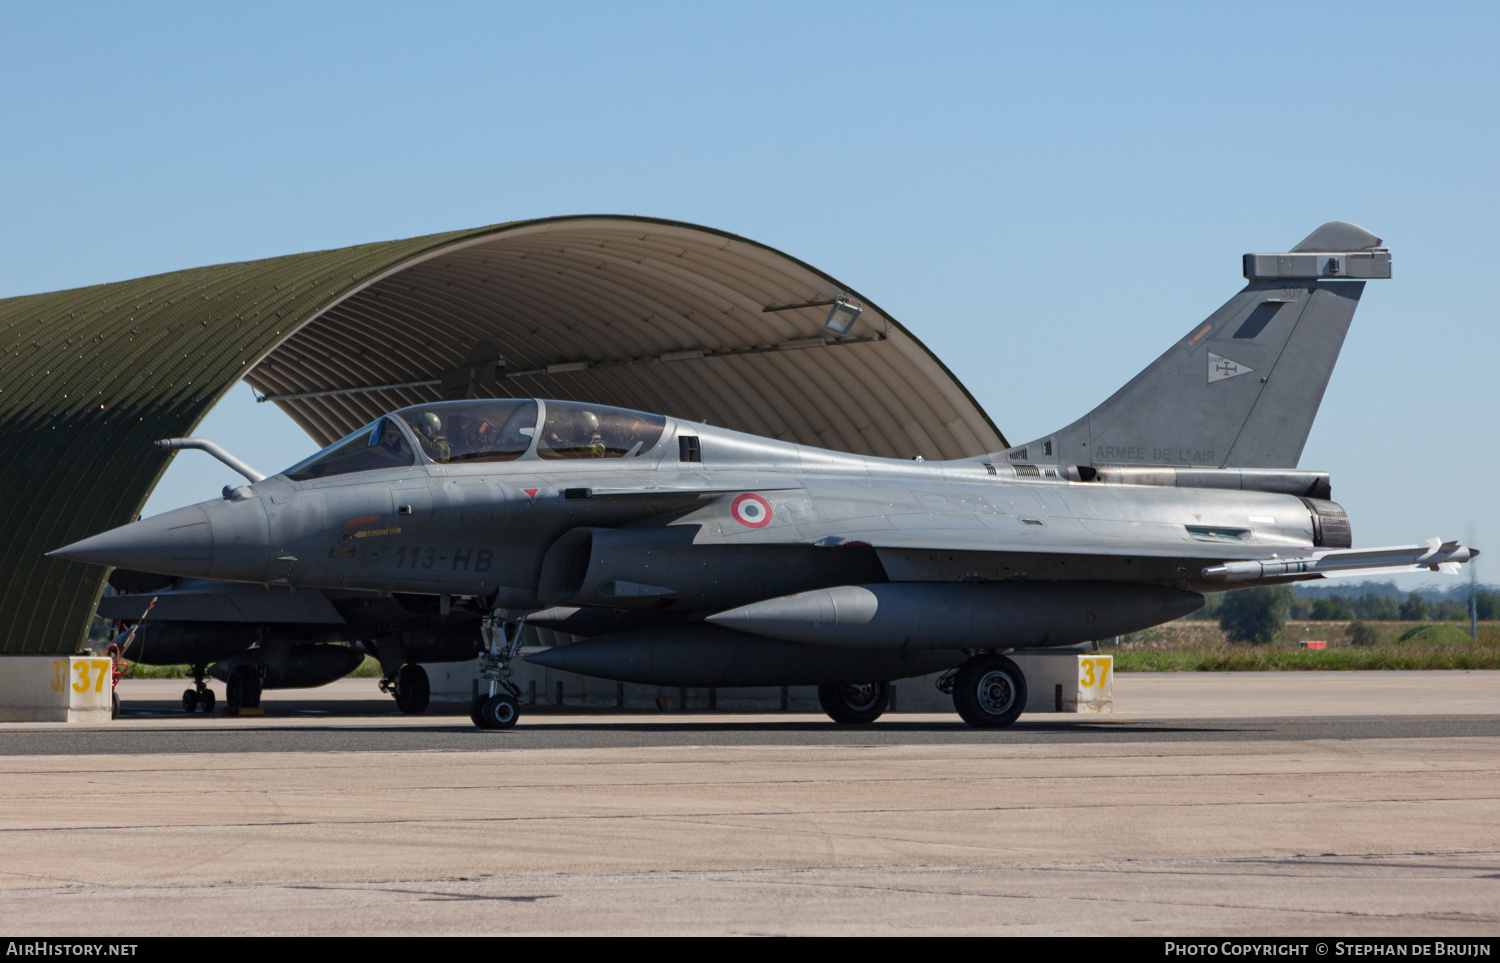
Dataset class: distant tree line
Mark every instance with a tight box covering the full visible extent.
[1181,583,1495,646]
[1287,591,1496,622]
[1187,587,1498,622]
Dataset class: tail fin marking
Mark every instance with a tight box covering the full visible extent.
[1001,222,1388,471]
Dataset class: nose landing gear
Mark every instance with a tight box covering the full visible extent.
[180,663,217,713]
[474,690,519,728]
[472,612,526,730]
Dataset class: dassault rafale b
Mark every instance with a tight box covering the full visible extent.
[55,221,1477,729]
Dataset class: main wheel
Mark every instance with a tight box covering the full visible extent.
[226,666,262,712]
[182,688,198,713]
[111,691,120,720]
[817,682,890,724]
[475,693,519,730]
[952,655,1027,728]
[394,664,430,715]
[198,688,215,713]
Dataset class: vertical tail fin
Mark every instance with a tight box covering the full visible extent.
[1002,221,1390,470]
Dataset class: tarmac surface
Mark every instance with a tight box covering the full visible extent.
[1,671,1497,936]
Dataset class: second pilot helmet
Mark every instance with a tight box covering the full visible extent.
[412,411,442,438]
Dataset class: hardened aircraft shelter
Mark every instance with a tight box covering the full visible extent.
[0,215,1006,656]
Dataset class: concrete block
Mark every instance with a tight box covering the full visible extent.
[0,655,115,722]
[1011,653,1113,713]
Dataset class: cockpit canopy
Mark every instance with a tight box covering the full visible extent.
[401,399,538,465]
[281,416,414,481]
[533,400,667,460]
[281,399,668,482]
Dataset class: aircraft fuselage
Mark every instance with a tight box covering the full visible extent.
[59,399,1337,626]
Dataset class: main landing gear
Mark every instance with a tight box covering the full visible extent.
[946,654,1028,728]
[180,663,217,713]
[818,682,891,724]
[225,665,262,713]
[380,663,431,714]
[471,612,525,730]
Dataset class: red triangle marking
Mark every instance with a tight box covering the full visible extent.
[523,488,538,499]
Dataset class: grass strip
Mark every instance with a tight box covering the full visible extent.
[1111,646,1500,671]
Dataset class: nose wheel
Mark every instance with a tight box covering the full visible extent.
[472,612,526,730]
[951,654,1027,728]
[181,664,217,713]
[473,691,519,729]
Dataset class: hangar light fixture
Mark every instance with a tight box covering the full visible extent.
[823,297,863,336]
[761,295,864,337]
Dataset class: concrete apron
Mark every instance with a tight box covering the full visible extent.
[426,651,1114,714]
[0,655,114,722]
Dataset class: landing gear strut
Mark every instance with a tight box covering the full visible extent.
[181,663,216,713]
[471,612,525,730]
[951,654,1027,728]
[380,664,431,714]
[818,682,891,724]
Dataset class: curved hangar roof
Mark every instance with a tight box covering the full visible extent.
[0,214,1005,655]
[252,217,1003,455]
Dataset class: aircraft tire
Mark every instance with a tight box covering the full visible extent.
[112,691,120,720]
[475,693,520,730]
[181,689,198,713]
[199,688,215,713]
[226,666,262,712]
[394,664,430,715]
[952,655,1027,728]
[817,682,890,724]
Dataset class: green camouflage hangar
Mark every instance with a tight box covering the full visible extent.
[0,215,1006,657]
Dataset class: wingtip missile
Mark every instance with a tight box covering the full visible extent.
[1203,540,1479,582]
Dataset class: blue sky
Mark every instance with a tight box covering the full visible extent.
[3,2,1495,587]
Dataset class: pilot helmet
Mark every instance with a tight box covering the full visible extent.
[413,411,442,438]
[571,410,600,436]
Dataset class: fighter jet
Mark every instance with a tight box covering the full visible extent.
[52,221,1477,729]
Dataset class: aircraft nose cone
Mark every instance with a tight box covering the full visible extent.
[50,504,215,577]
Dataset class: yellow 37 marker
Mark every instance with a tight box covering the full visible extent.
[71,659,113,694]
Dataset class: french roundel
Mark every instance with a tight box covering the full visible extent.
[730,493,773,529]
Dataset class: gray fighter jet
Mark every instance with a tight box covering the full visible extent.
[53,222,1477,729]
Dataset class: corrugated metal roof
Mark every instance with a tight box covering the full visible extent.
[0,215,1003,655]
